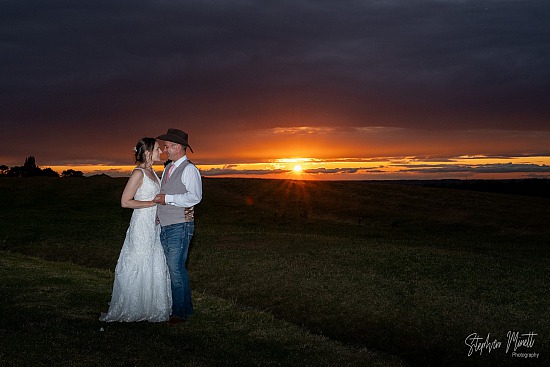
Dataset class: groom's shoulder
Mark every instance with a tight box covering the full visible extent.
[184,160,201,176]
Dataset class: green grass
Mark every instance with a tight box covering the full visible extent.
[0,252,398,367]
[1,176,549,366]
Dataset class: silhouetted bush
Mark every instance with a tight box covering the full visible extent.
[62,169,84,177]
[2,156,60,177]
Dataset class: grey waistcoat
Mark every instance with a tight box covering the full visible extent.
[157,160,195,226]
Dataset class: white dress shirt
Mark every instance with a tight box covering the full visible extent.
[163,156,202,207]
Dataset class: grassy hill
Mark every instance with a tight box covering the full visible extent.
[0,251,399,367]
[1,176,549,366]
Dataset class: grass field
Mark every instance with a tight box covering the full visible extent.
[1,176,549,366]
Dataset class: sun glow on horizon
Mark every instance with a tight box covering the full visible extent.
[40,154,550,180]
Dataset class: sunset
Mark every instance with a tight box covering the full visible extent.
[1,1,549,180]
[42,153,550,180]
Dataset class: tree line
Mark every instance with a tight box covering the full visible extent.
[0,156,84,177]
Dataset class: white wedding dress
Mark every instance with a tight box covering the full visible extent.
[100,169,171,322]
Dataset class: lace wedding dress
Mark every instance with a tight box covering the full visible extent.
[100,169,171,322]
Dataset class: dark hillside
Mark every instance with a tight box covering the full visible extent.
[1,177,548,366]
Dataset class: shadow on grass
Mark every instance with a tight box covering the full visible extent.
[0,251,404,367]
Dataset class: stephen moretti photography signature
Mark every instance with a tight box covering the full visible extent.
[465,331,539,359]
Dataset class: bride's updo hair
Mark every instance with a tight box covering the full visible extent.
[134,137,156,163]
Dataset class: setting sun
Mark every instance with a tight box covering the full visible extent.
[293,165,302,172]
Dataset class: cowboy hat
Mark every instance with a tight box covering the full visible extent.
[156,128,194,153]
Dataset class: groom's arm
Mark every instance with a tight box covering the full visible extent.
[164,165,202,207]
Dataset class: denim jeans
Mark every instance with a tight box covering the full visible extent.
[160,222,194,319]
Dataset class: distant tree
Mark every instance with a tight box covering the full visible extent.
[6,156,60,177]
[0,164,8,175]
[15,156,41,176]
[7,166,25,177]
[62,169,84,177]
[89,173,111,178]
[24,156,37,169]
[41,167,60,177]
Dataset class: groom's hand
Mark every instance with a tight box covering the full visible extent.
[153,194,166,205]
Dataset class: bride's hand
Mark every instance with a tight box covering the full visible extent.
[153,194,166,205]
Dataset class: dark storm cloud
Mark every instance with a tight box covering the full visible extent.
[2,0,550,137]
[301,162,550,176]
[198,161,550,178]
[397,162,550,174]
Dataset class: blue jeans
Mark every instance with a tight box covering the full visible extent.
[160,222,194,319]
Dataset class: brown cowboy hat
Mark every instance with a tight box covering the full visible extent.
[156,128,194,153]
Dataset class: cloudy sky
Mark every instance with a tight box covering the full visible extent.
[2,0,549,179]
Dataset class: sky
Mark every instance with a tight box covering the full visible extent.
[2,0,550,180]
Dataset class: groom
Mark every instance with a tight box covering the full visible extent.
[154,128,202,325]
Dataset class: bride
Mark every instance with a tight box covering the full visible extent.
[100,137,171,322]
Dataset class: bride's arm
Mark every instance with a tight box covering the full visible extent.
[121,170,156,209]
